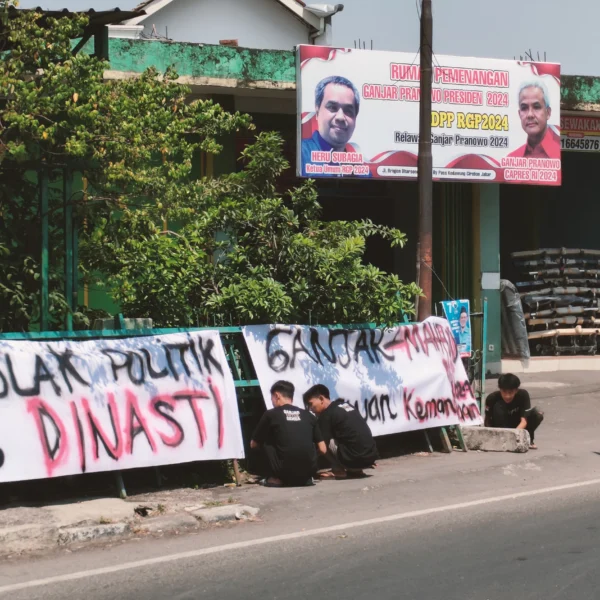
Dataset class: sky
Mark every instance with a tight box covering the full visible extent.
[332,0,600,76]
[18,0,600,76]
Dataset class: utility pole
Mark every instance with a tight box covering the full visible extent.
[417,0,433,321]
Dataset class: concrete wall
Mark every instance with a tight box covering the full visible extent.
[235,95,295,115]
[141,0,311,50]
[106,39,296,90]
[103,41,600,114]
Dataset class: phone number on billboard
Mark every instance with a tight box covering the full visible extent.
[561,138,600,151]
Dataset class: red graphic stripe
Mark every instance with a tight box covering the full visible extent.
[299,46,350,69]
[444,154,501,169]
[518,61,561,84]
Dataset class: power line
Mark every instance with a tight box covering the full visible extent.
[416,0,441,69]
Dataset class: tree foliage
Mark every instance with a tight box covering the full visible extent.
[0,4,419,331]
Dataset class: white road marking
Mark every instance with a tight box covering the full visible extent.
[2,477,600,594]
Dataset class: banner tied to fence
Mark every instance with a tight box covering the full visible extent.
[0,332,244,483]
[243,317,482,438]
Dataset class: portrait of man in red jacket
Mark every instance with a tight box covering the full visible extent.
[508,80,560,159]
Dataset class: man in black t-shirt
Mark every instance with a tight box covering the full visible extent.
[484,373,544,449]
[303,384,379,480]
[251,380,325,487]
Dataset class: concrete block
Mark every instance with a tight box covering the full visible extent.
[57,522,130,545]
[192,504,260,523]
[138,514,199,533]
[462,426,530,453]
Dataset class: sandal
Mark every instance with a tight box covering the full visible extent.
[318,471,347,480]
[259,478,284,488]
[346,471,368,479]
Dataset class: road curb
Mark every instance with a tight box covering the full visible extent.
[0,504,261,558]
[0,524,58,556]
[57,522,130,546]
[137,513,200,534]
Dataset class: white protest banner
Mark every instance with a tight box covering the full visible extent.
[298,45,561,185]
[0,332,244,483]
[243,317,482,437]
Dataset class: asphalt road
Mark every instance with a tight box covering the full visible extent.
[2,479,600,600]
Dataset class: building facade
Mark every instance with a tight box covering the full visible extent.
[86,35,600,374]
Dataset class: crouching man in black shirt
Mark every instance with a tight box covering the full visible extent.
[485,373,544,449]
[303,384,379,480]
[251,380,326,487]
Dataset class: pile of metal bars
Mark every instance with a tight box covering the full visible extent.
[512,248,600,356]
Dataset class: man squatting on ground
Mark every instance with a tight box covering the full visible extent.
[484,373,544,449]
[250,380,326,487]
[303,384,379,480]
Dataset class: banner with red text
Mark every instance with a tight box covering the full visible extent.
[0,332,244,483]
[243,318,482,437]
[297,45,561,185]
[561,115,600,152]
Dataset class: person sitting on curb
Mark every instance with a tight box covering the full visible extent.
[302,384,379,480]
[484,373,544,449]
[251,380,326,488]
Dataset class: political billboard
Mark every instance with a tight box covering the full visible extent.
[561,115,600,152]
[441,300,472,358]
[297,46,561,186]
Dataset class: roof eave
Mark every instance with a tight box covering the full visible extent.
[122,0,321,30]
[276,0,321,30]
[123,0,177,25]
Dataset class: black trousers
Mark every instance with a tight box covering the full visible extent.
[524,407,544,443]
[488,407,544,443]
[260,444,315,486]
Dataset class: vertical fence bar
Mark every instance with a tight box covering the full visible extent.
[72,205,79,314]
[82,176,89,307]
[423,430,434,453]
[453,424,468,452]
[232,459,242,486]
[482,297,488,408]
[64,168,74,331]
[40,169,50,331]
[439,427,453,453]
[114,473,127,500]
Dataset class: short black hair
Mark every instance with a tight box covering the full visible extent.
[302,384,331,405]
[498,373,521,391]
[460,306,468,315]
[270,380,294,400]
[315,76,360,115]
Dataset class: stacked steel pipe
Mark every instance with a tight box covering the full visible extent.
[512,248,600,356]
